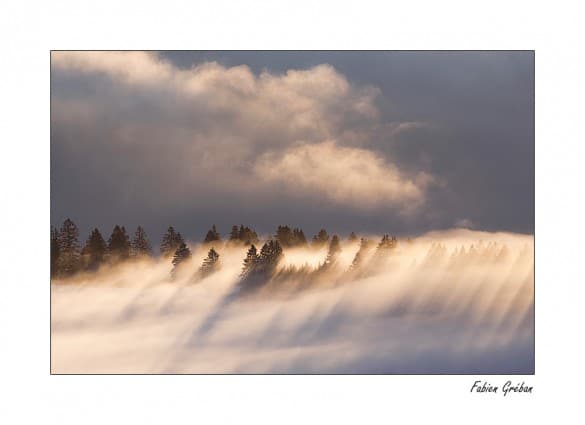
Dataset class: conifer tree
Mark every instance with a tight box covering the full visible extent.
[312,229,329,247]
[199,247,220,277]
[276,225,293,247]
[50,225,61,277]
[322,234,341,269]
[172,242,192,268]
[160,226,183,257]
[229,225,240,242]
[350,238,370,270]
[241,244,258,277]
[132,225,152,257]
[292,228,308,246]
[107,225,131,262]
[56,218,81,276]
[238,225,259,245]
[372,234,397,261]
[204,224,221,243]
[81,228,107,271]
[258,240,283,270]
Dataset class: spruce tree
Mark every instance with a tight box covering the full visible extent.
[199,247,220,276]
[132,225,152,257]
[229,225,240,242]
[350,238,370,270]
[160,226,183,257]
[107,225,131,262]
[172,242,192,268]
[50,225,61,277]
[322,234,341,268]
[241,244,258,277]
[56,218,80,276]
[275,225,294,247]
[292,228,308,246]
[238,226,259,245]
[81,228,107,271]
[312,229,329,247]
[204,224,221,243]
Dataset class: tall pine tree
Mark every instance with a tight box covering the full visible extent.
[56,218,80,276]
[240,244,258,277]
[81,228,107,271]
[199,247,220,277]
[204,224,221,243]
[160,226,183,257]
[132,225,152,257]
[312,229,329,247]
[107,225,131,262]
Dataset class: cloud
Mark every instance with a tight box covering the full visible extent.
[255,140,433,210]
[51,52,436,233]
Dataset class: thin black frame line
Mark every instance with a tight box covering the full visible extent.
[49,50,535,376]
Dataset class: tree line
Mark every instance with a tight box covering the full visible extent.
[50,218,388,281]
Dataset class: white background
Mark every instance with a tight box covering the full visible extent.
[0,0,583,423]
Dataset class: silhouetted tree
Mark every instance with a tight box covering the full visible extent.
[171,242,192,278]
[160,226,183,257]
[51,225,60,277]
[258,239,283,271]
[372,234,397,262]
[204,224,221,243]
[107,225,131,262]
[132,225,152,257]
[172,242,192,267]
[240,244,258,277]
[292,228,308,246]
[56,218,80,276]
[199,247,220,277]
[238,225,259,245]
[276,225,293,247]
[350,238,371,270]
[322,234,341,269]
[81,228,107,271]
[312,229,329,247]
[229,225,240,242]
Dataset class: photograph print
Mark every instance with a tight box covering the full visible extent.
[50,51,534,374]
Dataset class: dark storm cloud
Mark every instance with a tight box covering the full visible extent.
[51,51,533,243]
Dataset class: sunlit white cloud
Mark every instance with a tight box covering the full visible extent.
[255,140,433,210]
[51,51,432,214]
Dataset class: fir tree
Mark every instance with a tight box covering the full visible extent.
[160,226,183,257]
[292,228,308,246]
[258,239,283,270]
[50,225,61,278]
[107,225,131,262]
[229,225,240,242]
[56,218,80,276]
[199,247,220,277]
[132,225,152,257]
[372,234,397,261]
[275,225,293,247]
[350,238,370,270]
[172,242,192,268]
[322,234,341,269]
[238,225,259,245]
[240,244,258,277]
[204,224,221,243]
[81,228,107,271]
[312,228,329,247]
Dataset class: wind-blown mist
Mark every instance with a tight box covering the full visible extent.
[51,229,534,374]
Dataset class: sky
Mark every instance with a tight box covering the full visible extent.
[50,51,534,243]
